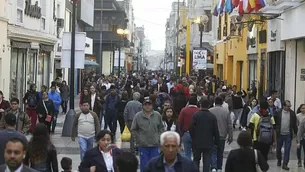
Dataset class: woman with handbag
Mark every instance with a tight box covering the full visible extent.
[36,91,56,133]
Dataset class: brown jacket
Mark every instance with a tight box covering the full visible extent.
[0,108,31,133]
[71,111,100,140]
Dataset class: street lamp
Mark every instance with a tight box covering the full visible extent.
[194,15,209,47]
[117,28,128,78]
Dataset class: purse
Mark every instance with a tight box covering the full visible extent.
[42,101,52,122]
[254,149,262,172]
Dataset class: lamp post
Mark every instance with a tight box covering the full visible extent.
[194,15,209,48]
[116,28,129,78]
[62,0,77,137]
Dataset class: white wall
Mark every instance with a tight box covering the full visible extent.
[285,40,297,110]
[0,0,9,96]
[8,0,55,35]
[281,2,305,40]
[295,40,305,110]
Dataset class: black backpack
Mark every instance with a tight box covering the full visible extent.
[27,93,38,107]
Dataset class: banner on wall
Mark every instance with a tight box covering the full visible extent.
[61,32,86,69]
[192,49,207,70]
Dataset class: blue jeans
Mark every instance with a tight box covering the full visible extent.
[138,147,159,172]
[276,134,292,165]
[211,138,226,170]
[182,132,192,160]
[78,136,94,160]
[51,111,59,132]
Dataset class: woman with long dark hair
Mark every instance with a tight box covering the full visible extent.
[116,91,129,134]
[162,107,180,134]
[24,123,58,172]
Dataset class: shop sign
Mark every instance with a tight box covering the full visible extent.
[24,0,42,19]
[247,37,256,50]
[85,37,93,55]
[270,30,277,42]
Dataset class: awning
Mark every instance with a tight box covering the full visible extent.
[85,60,99,66]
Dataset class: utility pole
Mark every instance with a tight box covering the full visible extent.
[175,0,180,74]
[62,0,77,137]
[97,0,104,74]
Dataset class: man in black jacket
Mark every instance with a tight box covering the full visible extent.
[144,131,198,172]
[274,100,297,170]
[189,99,220,172]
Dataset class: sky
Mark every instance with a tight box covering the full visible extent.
[132,0,174,50]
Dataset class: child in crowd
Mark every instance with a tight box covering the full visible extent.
[61,157,72,172]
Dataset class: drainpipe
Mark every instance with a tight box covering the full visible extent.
[294,40,298,112]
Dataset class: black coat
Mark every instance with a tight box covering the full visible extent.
[79,147,123,172]
[144,153,198,172]
[189,109,220,149]
[273,109,297,138]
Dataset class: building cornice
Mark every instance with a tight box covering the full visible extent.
[7,25,57,44]
[0,16,9,22]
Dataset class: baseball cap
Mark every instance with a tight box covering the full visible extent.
[5,112,17,126]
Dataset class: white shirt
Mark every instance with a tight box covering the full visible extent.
[6,164,23,172]
[91,93,96,110]
[103,83,112,90]
[167,82,174,93]
[101,151,113,172]
[78,113,95,138]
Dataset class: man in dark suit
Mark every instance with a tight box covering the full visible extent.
[189,99,220,172]
[0,137,38,172]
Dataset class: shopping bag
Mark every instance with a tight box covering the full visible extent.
[121,126,131,142]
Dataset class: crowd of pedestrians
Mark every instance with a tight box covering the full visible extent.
[0,72,304,172]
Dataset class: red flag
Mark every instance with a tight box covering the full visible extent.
[238,0,244,16]
[232,0,240,7]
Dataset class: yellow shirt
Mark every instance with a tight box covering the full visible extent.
[250,113,275,141]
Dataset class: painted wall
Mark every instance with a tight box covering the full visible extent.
[281,3,305,41]
[285,40,297,110]
[0,3,9,96]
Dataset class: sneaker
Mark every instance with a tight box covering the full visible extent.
[211,169,217,172]
[298,160,302,167]
[282,164,289,170]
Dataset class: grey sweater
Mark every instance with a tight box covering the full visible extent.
[209,105,233,140]
[131,111,164,147]
[123,100,142,121]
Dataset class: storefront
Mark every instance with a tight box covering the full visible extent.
[10,41,53,104]
[281,2,305,110]
[266,18,285,100]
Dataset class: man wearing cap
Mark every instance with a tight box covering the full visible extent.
[131,98,164,172]
[0,112,28,164]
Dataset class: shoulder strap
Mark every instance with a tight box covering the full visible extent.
[254,149,258,164]
[42,101,48,114]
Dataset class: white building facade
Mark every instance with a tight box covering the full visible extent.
[281,2,305,111]
[0,0,9,97]
[6,0,58,102]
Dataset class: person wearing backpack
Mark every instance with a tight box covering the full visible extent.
[23,84,40,133]
[249,101,276,162]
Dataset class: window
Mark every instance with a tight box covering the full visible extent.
[41,18,46,30]
[102,23,110,31]
[57,4,60,17]
[111,24,118,32]
[17,9,23,23]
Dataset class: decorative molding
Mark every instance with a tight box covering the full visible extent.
[7,25,57,44]
[0,16,9,22]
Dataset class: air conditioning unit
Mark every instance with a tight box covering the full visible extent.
[57,18,64,28]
